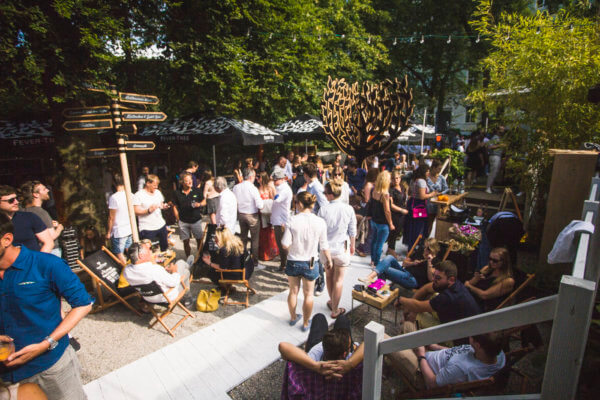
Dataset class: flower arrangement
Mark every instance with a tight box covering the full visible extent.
[447,223,481,254]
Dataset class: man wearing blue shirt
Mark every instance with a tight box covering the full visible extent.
[0,213,93,400]
[344,159,367,196]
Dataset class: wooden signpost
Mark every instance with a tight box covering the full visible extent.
[66,85,167,242]
[63,105,111,118]
[62,119,113,131]
[124,140,156,150]
[121,111,167,122]
[86,148,119,158]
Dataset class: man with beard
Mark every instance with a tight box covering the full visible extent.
[19,181,64,257]
[396,261,481,345]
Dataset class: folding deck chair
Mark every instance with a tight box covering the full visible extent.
[131,277,195,337]
[76,246,141,316]
[217,253,257,308]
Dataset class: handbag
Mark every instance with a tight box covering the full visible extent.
[410,197,428,219]
[196,288,221,312]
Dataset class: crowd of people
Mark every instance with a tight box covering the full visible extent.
[0,133,515,399]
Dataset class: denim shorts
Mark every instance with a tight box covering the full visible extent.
[285,260,320,281]
[111,235,133,254]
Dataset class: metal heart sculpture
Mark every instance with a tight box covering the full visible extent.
[321,76,414,163]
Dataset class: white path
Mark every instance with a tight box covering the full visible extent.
[84,255,373,399]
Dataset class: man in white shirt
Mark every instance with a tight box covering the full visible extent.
[136,165,150,192]
[270,170,293,271]
[106,174,133,264]
[215,177,237,233]
[272,156,290,183]
[285,151,295,182]
[232,168,264,267]
[133,174,170,251]
[318,179,356,318]
[123,241,194,308]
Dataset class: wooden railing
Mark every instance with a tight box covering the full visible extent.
[362,176,600,399]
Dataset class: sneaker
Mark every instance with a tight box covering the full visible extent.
[186,255,195,266]
[315,286,324,296]
[182,296,195,309]
[255,263,266,270]
[69,337,81,352]
[485,188,493,194]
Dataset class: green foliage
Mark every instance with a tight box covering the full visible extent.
[468,0,600,246]
[431,148,465,181]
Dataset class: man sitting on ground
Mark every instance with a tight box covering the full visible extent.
[278,313,364,378]
[388,332,505,390]
[123,241,195,308]
[396,261,481,343]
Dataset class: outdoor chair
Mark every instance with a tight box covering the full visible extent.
[281,360,363,400]
[395,346,534,398]
[217,258,256,308]
[406,234,423,259]
[131,277,195,337]
[76,246,141,316]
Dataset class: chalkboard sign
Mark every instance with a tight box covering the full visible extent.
[202,223,219,254]
[80,250,122,292]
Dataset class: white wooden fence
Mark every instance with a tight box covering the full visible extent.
[362,176,600,400]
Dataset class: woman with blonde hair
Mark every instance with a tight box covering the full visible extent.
[281,192,332,331]
[202,226,253,288]
[328,166,350,204]
[387,170,409,257]
[466,247,515,311]
[367,170,394,267]
[258,172,278,261]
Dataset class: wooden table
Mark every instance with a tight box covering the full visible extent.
[429,192,468,216]
[154,249,176,267]
[351,284,400,324]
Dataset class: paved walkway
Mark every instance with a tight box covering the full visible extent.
[84,255,372,399]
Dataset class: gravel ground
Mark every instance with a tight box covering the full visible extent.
[69,234,289,384]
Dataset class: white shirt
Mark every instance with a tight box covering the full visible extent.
[108,191,132,238]
[216,188,237,232]
[123,261,181,303]
[133,189,166,231]
[284,159,294,181]
[232,180,264,214]
[307,179,328,214]
[281,212,329,261]
[426,345,506,387]
[318,199,356,255]
[271,182,293,226]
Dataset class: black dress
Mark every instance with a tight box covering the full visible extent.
[387,187,407,249]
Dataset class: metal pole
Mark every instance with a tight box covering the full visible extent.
[305,139,308,154]
[212,145,216,177]
[420,109,427,154]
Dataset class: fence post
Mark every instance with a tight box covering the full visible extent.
[363,321,384,400]
[541,275,597,399]
[584,178,600,283]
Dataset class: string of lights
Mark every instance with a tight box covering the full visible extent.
[243,21,598,45]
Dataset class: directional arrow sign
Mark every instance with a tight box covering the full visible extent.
[86,148,119,158]
[119,92,159,105]
[62,119,113,131]
[124,141,155,151]
[121,111,167,122]
[63,105,111,119]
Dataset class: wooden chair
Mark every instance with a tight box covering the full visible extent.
[131,277,195,337]
[282,361,363,400]
[76,246,141,316]
[217,264,256,308]
[406,234,423,259]
[191,223,215,283]
[495,273,536,310]
[397,346,534,398]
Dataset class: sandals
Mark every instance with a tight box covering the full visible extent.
[301,319,312,332]
[331,308,346,319]
[289,314,302,326]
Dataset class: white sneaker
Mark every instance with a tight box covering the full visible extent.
[186,255,195,266]
[255,263,266,270]
[485,188,492,194]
